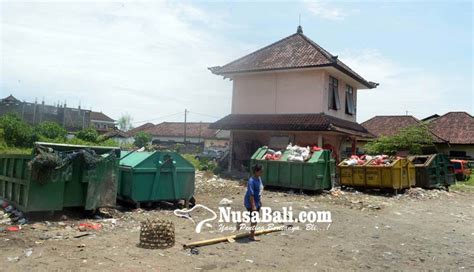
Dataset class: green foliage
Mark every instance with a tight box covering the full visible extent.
[134,131,151,148]
[0,113,38,147]
[36,121,67,140]
[364,124,435,155]
[182,154,218,172]
[76,128,99,142]
[182,154,200,169]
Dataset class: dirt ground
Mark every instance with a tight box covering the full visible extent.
[1,174,474,271]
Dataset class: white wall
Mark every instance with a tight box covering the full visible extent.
[231,69,357,122]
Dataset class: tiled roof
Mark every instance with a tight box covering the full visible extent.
[361,116,421,137]
[90,111,115,122]
[361,115,447,143]
[428,112,474,144]
[210,113,373,138]
[127,123,155,136]
[130,122,227,139]
[209,27,377,89]
[1,95,20,103]
[102,128,130,139]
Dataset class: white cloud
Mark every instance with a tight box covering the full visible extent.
[338,49,473,122]
[304,0,348,21]
[0,1,245,125]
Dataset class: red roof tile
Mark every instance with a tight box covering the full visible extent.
[362,116,420,137]
[361,115,447,142]
[128,122,155,136]
[90,111,115,122]
[131,122,226,139]
[428,112,474,144]
[209,27,377,89]
[210,113,373,138]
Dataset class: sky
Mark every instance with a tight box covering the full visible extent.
[1,0,472,126]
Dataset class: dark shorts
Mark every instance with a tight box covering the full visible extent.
[246,207,261,212]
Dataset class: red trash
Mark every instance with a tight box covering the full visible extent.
[79,223,102,231]
[6,226,20,232]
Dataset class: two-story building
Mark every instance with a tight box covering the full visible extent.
[209,26,378,171]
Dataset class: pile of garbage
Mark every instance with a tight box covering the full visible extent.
[195,171,242,194]
[0,200,27,232]
[340,154,397,166]
[261,143,324,162]
[403,187,449,200]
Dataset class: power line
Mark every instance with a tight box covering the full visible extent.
[187,111,221,119]
[131,111,183,124]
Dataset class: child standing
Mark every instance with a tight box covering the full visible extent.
[244,164,264,241]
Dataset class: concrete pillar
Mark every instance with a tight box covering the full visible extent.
[228,131,234,173]
[317,135,323,147]
[351,137,357,155]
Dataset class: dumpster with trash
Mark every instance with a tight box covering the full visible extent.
[250,144,335,191]
[338,155,415,193]
[118,151,195,207]
[408,154,455,189]
[0,142,120,212]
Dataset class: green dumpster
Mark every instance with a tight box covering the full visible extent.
[250,147,335,191]
[0,142,120,212]
[408,154,455,189]
[118,151,195,206]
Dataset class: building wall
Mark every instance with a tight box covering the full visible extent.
[231,69,357,122]
[204,139,229,150]
[436,144,474,158]
[0,101,90,131]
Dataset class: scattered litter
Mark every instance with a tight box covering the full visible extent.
[24,248,33,257]
[245,259,254,263]
[190,248,199,255]
[78,223,102,231]
[219,198,233,206]
[7,256,19,262]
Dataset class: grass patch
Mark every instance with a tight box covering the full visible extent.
[451,173,474,192]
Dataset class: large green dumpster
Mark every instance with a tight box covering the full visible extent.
[408,154,455,189]
[118,151,195,205]
[250,147,335,191]
[0,142,120,212]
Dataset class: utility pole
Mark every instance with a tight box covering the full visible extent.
[184,109,187,147]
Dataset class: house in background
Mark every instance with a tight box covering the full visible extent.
[102,128,134,146]
[90,111,116,133]
[427,112,474,158]
[129,122,230,150]
[361,112,474,158]
[209,26,377,171]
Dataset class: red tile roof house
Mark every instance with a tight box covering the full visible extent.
[129,122,229,149]
[361,112,474,158]
[90,111,116,133]
[209,26,378,172]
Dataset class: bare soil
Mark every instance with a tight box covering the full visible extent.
[1,176,473,271]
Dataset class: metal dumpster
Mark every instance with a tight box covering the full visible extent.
[338,158,415,192]
[0,142,120,212]
[408,154,455,189]
[250,147,335,191]
[118,151,195,206]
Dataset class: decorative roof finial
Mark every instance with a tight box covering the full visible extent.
[297,25,303,34]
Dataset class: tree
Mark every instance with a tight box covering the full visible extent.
[134,131,151,148]
[0,113,38,147]
[36,121,67,140]
[117,113,134,132]
[76,128,99,143]
[364,124,435,155]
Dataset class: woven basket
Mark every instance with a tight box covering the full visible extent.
[139,219,175,249]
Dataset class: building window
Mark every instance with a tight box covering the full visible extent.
[345,85,355,115]
[328,76,340,110]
